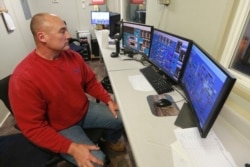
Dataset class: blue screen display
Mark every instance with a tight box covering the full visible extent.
[149,29,191,82]
[122,22,153,57]
[181,44,227,128]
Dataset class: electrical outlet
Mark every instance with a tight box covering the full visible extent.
[52,0,59,3]
[159,0,170,5]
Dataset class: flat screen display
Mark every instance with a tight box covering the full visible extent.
[180,42,236,138]
[149,28,192,83]
[91,11,110,25]
[122,21,153,57]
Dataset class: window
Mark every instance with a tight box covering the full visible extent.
[220,0,250,119]
[230,14,250,77]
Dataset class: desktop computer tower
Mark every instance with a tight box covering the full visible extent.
[91,39,100,58]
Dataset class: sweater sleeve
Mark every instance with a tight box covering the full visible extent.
[80,58,111,104]
[9,75,72,153]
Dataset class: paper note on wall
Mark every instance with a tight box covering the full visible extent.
[2,12,15,32]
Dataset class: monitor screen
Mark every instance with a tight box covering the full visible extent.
[109,12,121,39]
[122,21,153,57]
[91,11,110,25]
[180,42,236,138]
[149,29,192,83]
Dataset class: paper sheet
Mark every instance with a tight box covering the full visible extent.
[171,141,191,167]
[128,74,154,92]
[173,127,237,167]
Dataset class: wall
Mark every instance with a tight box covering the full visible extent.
[0,0,35,125]
[146,0,234,58]
[28,0,94,39]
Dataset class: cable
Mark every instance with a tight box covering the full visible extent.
[172,85,188,103]
[157,5,168,28]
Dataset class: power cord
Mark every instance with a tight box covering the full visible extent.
[172,85,188,103]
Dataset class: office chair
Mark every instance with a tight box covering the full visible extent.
[69,37,91,61]
[0,75,12,114]
[0,75,108,166]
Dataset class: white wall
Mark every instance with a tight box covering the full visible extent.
[0,0,35,125]
[146,0,234,58]
[28,0,95,39]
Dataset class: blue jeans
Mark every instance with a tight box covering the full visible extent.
[59,101,124,167]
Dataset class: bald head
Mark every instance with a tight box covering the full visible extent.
[29,13,71,59]
[30,13,65,37]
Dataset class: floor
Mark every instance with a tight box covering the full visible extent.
[0,59,135,167]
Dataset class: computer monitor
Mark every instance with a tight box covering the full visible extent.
[177,42,236,138]
[90,11,110,25]
[109,12,121,39]
[122,21,153,57]
[148,28,192,83]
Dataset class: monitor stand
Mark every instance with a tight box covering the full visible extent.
[174,102,197,129]
[110,38,120,58]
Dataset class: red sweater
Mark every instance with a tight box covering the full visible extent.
[9,50,111,153]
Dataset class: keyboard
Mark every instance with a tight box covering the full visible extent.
[140,65,174,94]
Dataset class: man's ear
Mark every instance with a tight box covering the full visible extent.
[37,32,46,43]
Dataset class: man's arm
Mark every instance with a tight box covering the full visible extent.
[9,75,72,153]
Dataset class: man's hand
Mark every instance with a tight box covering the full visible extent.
[67,142,104,167]
[107,100,119,118]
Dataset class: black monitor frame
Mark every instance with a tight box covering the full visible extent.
[176,42,236,138]
[122,21,153,58]
[148,28,193,84]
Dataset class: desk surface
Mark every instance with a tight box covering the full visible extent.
[109,69,250,167]
[95,30,250,167]
[95,30,144,72]
[109,69,182,167]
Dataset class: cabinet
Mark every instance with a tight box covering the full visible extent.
[79,37,91,61]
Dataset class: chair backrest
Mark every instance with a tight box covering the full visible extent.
[69,38,83,52]
[0,75,13,114]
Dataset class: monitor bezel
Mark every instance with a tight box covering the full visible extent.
[90,11,110,25]
[122,21,154,57]
[148,28,193,83]
[180,42,236,138]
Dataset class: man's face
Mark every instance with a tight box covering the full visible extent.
[42,17,71,52]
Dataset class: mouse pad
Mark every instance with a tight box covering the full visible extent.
[147,94,180,117]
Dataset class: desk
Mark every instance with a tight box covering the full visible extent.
[109,69,183,167]
[109,69,250,167]
[95,30,250,167]
[95,30,144,72]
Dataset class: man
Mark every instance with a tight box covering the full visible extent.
[9,13,124,167]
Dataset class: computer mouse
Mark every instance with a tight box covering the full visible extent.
[155,98,172,107]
